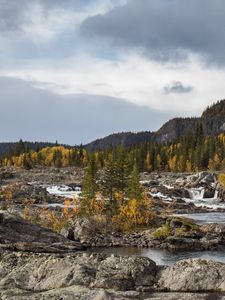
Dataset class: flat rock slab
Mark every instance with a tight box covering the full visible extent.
[0,211,86,252]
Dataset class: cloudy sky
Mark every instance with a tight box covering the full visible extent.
[1,0,225,144]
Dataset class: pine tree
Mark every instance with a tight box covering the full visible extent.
[126,164,143,200]
[81,153,98,201]
[114,148,131,203]
[101,155,117,203]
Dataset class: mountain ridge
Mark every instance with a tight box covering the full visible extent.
[0,99,224,157]
[85,99,225,150]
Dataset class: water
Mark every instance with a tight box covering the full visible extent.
[90,246,225,266]
[173,212,225,224]
[188,187,205,200]
[184,195,225,210]
[46,185,81,199]
[183,187,224,210]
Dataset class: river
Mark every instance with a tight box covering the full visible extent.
[89,246,225,266]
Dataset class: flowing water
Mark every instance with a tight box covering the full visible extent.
[185,187,224,209]
[46,185,81,199]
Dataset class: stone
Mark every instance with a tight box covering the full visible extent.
[93,256,156,291]
[0,211,86,252]
[158,258,225,292]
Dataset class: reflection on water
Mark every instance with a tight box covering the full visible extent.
[89,247,225,266]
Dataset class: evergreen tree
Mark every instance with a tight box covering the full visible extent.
[81,153,98,200]
[101,155,117,203]
[114,148,131,202]
[126,164,143,200]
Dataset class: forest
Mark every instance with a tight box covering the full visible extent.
[1,124,225,173]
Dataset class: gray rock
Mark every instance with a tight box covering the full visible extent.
[0,211,85,252]
[92,256,156,291]
[0,251,156,294]
[158,258,225,291]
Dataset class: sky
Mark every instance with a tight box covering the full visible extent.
[1,0,225,144]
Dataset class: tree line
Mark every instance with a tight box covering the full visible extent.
[2,129,224,173]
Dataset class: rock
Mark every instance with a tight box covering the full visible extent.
[166,188,190,199]
[0,170,14,180]
[0,251,156,295]
[91,290,114,300]
[0,211,86,252]
[0,252,102,292]
[203,187,215,198]
[92,256,156,291]
[158,258,225,291]
[200,236,222,250]
[60,227,75,241]
[145,293,225,300]
[1,250,225,298]
[201,223,225,235]
[218,183,225,202]
[0,284,141,300]
[200,173,216,185]
[166,237,202,251]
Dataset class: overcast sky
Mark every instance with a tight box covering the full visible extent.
[1,0,225,144]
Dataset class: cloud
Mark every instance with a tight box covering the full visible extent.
[3,51,225,117]
[0,76,172,144]
[0,0,126,36]
[81,0,225,66]
[164,81,193,95]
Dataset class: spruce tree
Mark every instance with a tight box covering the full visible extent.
[81,153,98,201]
[101,155,117,203]
[114,147,131,202]
[126,164,143,200]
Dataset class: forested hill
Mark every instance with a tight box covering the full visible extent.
[0,141,70,160]
[85,132,154,151]
[0,99,224,157]
[1,100,224,172]
[86,100,225,150]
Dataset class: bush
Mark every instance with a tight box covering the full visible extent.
[153,224,171,239]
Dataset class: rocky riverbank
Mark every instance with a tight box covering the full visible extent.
[1,251,225,299]
[61,216,225,251]
[0,168,225,298]
[0,211,225,299]
[0,168,224,209]
[0,210,86,253]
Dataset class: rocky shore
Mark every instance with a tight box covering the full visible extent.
[0,210,86,253]
[1,249,225,299]
[0,211,224,299]
[61,216,225,252]
[0,168,224,208]
[0,167,225,299]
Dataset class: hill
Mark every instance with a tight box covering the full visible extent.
[0,141,71,160]
[86,100,225,150]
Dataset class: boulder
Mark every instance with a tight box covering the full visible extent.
[203,187,216,199]
[218,184,225,202]
[92,256,156,291]
[0,251,156,294]
[158,258,225,291]
[166,237,202,251]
